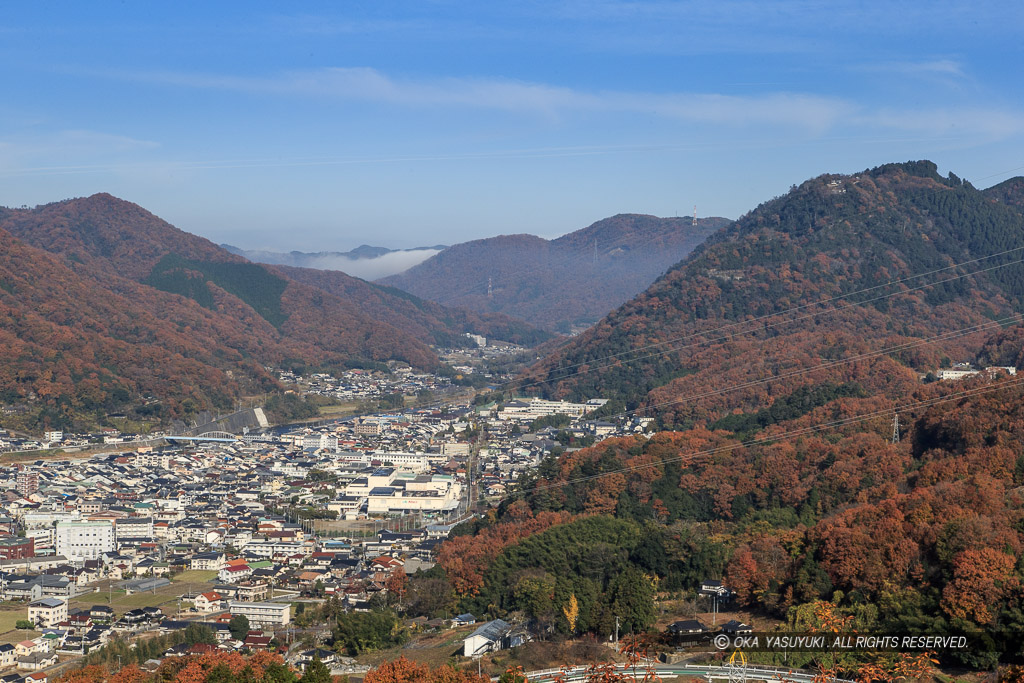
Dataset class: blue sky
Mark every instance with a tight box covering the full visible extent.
[2,1,1023,252]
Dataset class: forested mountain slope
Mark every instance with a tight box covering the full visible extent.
[276,265,551,348]
[0,194,523,428]
[380,214,726,331]
[434,374,1024,668]
[525,162,1024,428]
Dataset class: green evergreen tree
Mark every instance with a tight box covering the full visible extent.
[301,657,331,683]
[608,566,656,634]
[229,613,251,641]
[183,622,217,645]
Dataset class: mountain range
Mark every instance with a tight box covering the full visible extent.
[525,161,1024,427]
[433,164,1024,666]
[0,194,545,428]
[379,214,727,331]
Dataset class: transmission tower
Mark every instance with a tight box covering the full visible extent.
[725,651,747,683]
[487,277,492,299]
[892,413,900,444]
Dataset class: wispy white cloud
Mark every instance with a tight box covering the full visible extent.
[855,59,966,78]
[854,107,1024,140]
[98,64,1024,142]
[97,65,851,132]
[51,129,160,152]
[0,129,159,173]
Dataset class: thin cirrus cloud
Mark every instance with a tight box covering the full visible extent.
[853,59,966,78]
[105,65,851,132]
[854,107,1024,140]
[0,129,160,173]
[50,65,1024,148]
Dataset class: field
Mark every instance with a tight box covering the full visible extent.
[0,450,82,464]
[171,570,218,584]
[316,402,361,418]
[0,607,38,643]
[70,588,179,617]
[356,626,475,670]
[69,572,215,617]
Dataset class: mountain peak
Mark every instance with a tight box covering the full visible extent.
[380,214,726,331]
[527,161,1024,420]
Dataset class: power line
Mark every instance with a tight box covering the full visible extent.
[532,250,1024,388]
[522,373,1024,496]
[366,248,1024,418]
[296,179,1024,422]
[605,313,1020,422]
[406,178,1024,375]
[410,214,712,303]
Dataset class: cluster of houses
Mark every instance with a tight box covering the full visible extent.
[0,428,155,455]
[0,441,484,681]
[0,369,688,682]
[279,365,457,403]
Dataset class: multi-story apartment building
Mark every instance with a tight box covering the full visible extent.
[55,521,114,562]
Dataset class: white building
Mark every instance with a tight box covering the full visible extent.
[23,512,78,530]
[937,368,979,380]
[27,598,67,628]
[55,521,114,562]
[229,601,290,627]
[937,365,1017,381]
[334,451,446,473]
[302,432,338,451]
[497,398,603,421]
[115,517,154,539]
[440,442,471,457]
[348,470,462,515]
[463,619,511,657]
[25,528,55,555]
[242,541,309,559]
[327,496,365,520]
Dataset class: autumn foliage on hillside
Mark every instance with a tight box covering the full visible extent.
[527,163,1024,427]
[432,378,1024,666]
[364,657,489,683]
[0,193,544,427]
[279,265,551,348]
[437,506,572,594]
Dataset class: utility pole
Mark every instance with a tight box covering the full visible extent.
[615,616,620,644]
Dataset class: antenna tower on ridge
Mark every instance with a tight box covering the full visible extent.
[692,205,698,226]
